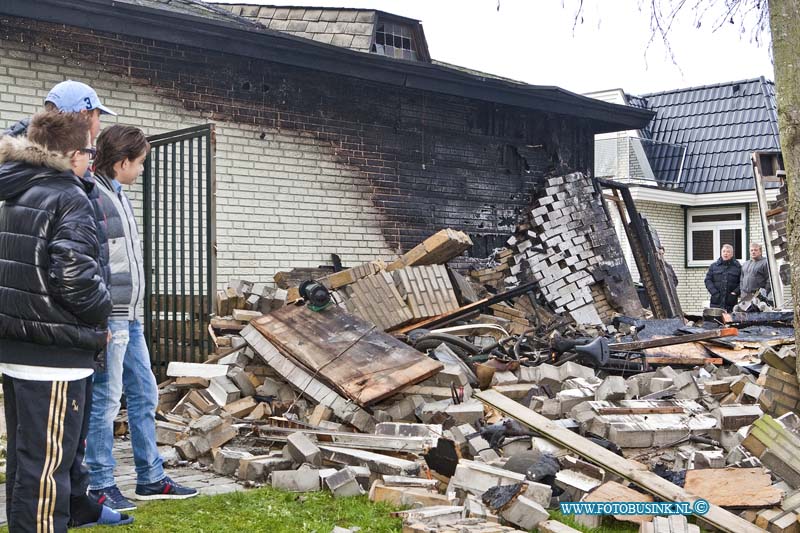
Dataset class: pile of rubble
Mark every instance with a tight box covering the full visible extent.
[149,172,799,532]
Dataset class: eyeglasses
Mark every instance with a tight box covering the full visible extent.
[78,147,97,158]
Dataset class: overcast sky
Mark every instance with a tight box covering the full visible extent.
[212,0,774,95]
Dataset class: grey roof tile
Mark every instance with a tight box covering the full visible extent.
[285,8,306,20]
[326,21,350,34]
[345,22,374,35]
[306,21,329,33]
[285,19,308,32]
[336,11,358,23]
[312,33,335,44]
[267,19,290,31]
[331,33,355,48]
[240,5,259,17]
[356,11,374,23]
[351,35,373,50]
[272,7,291,20]
[319,10,340,22]
[302,9,323,21]
[257,6,276,18]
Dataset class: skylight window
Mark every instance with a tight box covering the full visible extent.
[372,21,418,60]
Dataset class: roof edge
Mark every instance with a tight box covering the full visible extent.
[638,77,774,98]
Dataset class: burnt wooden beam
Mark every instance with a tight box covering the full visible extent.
[598,179,682,319]
[609,328,738,352]
[391,280,540,334]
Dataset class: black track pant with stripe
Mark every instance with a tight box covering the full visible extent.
[3,375,102,533]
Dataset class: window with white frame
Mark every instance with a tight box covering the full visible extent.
[686,206,746,266]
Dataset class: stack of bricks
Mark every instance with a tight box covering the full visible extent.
[339,265,461,330]
[767,182,789,263]
[741,413,800,489]
[765,181,794,292]
[324,229,468,331]
[469,248,517,289]
[341,272,414,331]
[756,364,800,416]
[488,303,530,335]
[506,172,616,323]
[392,265,460,320]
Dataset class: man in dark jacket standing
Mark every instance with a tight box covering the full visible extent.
[0,112,131,531]
[704,244,742,312]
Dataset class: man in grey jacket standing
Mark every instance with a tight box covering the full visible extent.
[740,243,771,304]
[85,126,197,511]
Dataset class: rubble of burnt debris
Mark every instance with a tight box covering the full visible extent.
[148,172,798,533]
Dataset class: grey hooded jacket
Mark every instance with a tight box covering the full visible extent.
[95,173,145,321]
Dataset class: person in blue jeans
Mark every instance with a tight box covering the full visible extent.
[86,125,198,510]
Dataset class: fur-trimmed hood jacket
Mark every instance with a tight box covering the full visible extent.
[0,135,111,369]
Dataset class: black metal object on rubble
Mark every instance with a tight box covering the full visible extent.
[298,280,332,311]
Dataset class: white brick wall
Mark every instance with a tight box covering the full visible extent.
[0,43,396,289]
[608,198,764,313]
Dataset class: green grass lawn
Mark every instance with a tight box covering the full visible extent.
[0,487,687,533]
[548,510,639,533]
[0,488,403,533]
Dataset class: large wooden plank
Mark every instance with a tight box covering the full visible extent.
[474,389,764,533]
[702,344,762,367]
[683,468,782,508]
[643,341,713,363]
[319,445,420,476]
[610,328,738,351]
[253,428,436,454]
[240,325,376,432]
[644,356,723,365]
[252,304,442,406]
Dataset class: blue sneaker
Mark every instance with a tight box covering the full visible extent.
[134,476,199,500]
[74,506,134,528]
[87,485,136,512]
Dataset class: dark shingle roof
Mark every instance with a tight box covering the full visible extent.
[630,77,780,194]
[220,4,378,50]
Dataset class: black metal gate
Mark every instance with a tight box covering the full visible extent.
[143,124,216,378]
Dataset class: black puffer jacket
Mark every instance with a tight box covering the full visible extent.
[704,257,742,311]
[0,135,112,368]
[2,117,110,286]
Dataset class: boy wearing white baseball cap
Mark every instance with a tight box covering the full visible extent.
[3,80,116,140]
